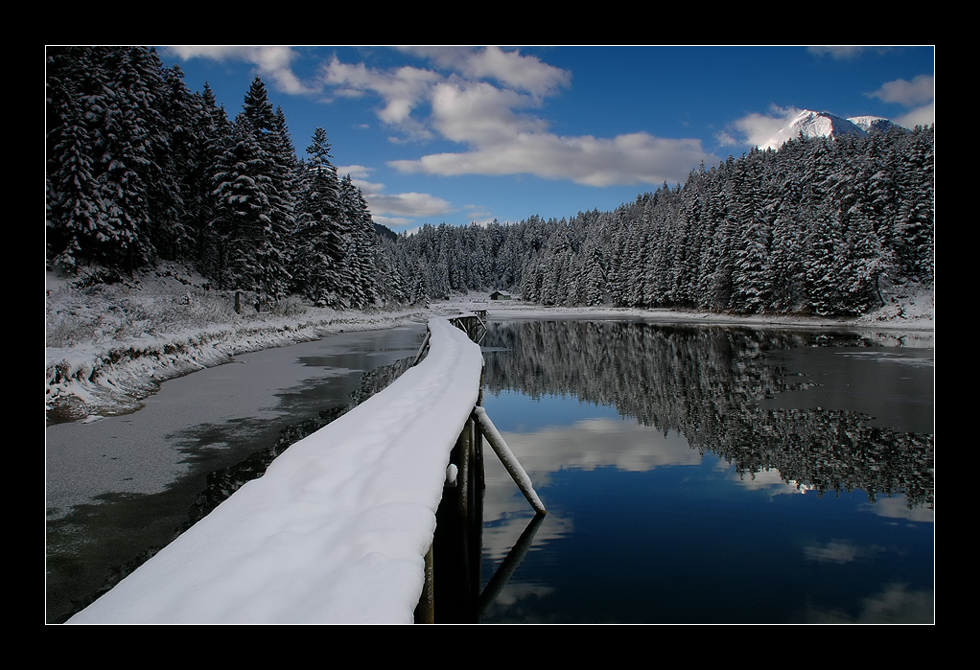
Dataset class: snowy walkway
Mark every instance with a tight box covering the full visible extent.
[67,316,484,624]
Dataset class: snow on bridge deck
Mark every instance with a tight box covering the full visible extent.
[68,316,484,624]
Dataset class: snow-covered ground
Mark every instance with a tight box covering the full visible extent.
[45,265,434,422]
[47,265,933,624]
[443,288,935,347]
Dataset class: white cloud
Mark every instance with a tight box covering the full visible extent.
[398,45,571,97]
[804,540,864,564]
[863,495,934,523]
[808,46,872,60]
[807,46,897,60]
[895,100,935,129]
[463,205,495,226]
[867,74,935,128]
[165,45,314,95]
[367,191,454,218]
[500,418,698,476]
[721,105,804,148]
[167,47,719,190]
[722,71,936,149]
[389,131,709,187]
[868,74,935,106]
[730,467,800,494]
[335,164,372,180]
[321,56,441,140]
[324,48,714,188]
[714,130,739,147]
[335,164,455,222]
[429,81,548,144]
[352,175,454,219]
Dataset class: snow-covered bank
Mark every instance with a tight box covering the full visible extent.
[67,316,484,624]
[45,309,432,422]
[45,266,432,422]
[46,266,933,423]
[440,287,935,347]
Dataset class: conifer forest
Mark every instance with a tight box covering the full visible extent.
[46,47,935,318]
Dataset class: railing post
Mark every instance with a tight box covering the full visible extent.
[423,313,490,622]
[416,544,435,624]
[430,411,482,622]
[473,406,546,516]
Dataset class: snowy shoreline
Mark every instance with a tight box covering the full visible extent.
[448,292,935,344]
[45,305,434,423]
[45,268,934,424]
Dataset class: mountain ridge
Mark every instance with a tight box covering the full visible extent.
[760,109,908,150]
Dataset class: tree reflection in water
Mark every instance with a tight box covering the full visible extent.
[476,319,933,624]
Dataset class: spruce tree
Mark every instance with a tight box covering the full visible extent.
[210,92,292,306]
[47,46,160,273]
[295,127,347,306]
[340,174,380,308]
[187,83,232,278]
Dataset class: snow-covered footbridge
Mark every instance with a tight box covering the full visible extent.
[67,314,542,624]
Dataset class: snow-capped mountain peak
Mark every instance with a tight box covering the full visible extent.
[759,110,904,150]
[847,115,901,134]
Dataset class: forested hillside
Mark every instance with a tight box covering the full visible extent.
[46,47,934,319]
[402,126,934,316]
[45,46,405,310]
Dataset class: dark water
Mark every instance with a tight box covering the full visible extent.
[476,320,934,624]
[45,324,426,624]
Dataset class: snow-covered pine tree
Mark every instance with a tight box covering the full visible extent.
[581,237,608,306]
[706,159,737,311]
[268,105,301,293]
[187,82,233,278]
[295,127,347,306]
[47,49,102,272]
[375,236,409,305]
[339,174,380,308]
[803,202,846,316]
[47,46,160,273]
[893,126,935,284]
[154,63,197,261]
[729,154,773,313]
[411,256,431,305]
[210,84,293,307]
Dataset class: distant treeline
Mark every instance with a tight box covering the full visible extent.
[46,47,934,317]
[402,124,934,316]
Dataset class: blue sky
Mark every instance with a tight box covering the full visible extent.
[159,46,935,234]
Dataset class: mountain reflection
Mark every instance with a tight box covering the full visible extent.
[481,320,934,510]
